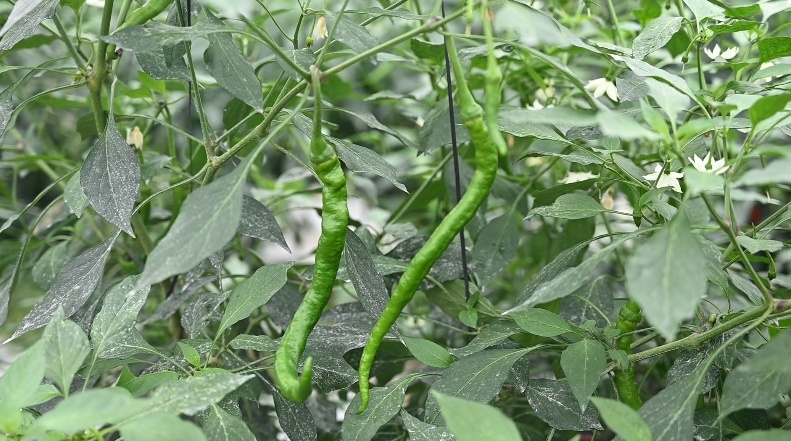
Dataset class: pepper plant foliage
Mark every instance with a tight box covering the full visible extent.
[1,0,790,439]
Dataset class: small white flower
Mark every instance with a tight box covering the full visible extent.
[559,171,598,184]
[689,153,729,175]
[704,44,739,60]
[316,16,329,39]
[535,78,555,102]
[585,77,618,102]
[415,116,425,127]
[126,126,143,150]
[86,0,105,7]
[643,164,684,193]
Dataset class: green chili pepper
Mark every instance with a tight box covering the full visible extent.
[273,66,349,403]
[115,0,175,32]
[356,33,499,413]
[614,299,643,409]
[481,4,509,166]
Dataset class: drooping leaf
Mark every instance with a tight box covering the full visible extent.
[31,388,146,435]
[590,397,651,441]
[632,17,685,60]
[81,113,141,235]
[331,137,407,192]
[204,404,256,441]
[527,193,607,219]
[511,308,575,337]
[0,82,18,139]
[425,349,534,424]
[403,336,454,368]
[626,212,706,340]
[343,375,417,441]
[561,339,607,411]
[203,10,263,112]
[32,241,71,290]
[433,392,522,441]
[471,214,519,287]
[324,11,379,56]
[137,162,247,289]
[11,231,119,340]
[736,236,783,254]
[344,229,390,320]
[42,307,90,394]
[238,196,290,251]
[525,379,603,431]
[229,334,277,352]
[149,371,253,415]
[0,342,45,408]
[274,391,317,441]
[102,21,225,53]
[217,262,292,334]
[0,0,59,50]
[64,171,89,217]
[120,412,208,441]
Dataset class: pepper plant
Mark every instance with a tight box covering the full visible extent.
[1,0,790,440]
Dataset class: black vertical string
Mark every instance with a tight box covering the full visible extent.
[441,2,472,302]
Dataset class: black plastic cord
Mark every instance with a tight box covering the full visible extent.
[441,2,472,302]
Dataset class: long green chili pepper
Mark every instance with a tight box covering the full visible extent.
[356,35,499,413]
[614,299,643,409]
[481,3,510,168]
[115,0,175,32]
[274,66,349,403]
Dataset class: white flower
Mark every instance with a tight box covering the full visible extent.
[126,126,143,150]
[704,44,739,60]
[585,77,618,102]
[559,171,598,184]
[689,153,728,175]
[535,78,555,102]
[86,0,105,7]
[316,16,329,39]
[643,164,684,193]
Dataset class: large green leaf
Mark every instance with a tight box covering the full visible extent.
[425,349,534,424]
[403,336,454,368]
[11,231,120,340]
[343,375,417,441]
[331,137,407,192]
[42,307,90,394]
[639,364,708,440]
[735,159,791,187]
[626,212,706,340]
[747,94,791,128]
[590,397,651,441]
[120,412,208,441]
[758,36,791,63]
[400,410,455,441]
[31,388,146,434]
[470,213,518,287]
[0,0,59,50]
[203,404,255,441]
[149,370,253,416]
[238,195,289,251]
[433,392,522,441]
[203,11,263,112]
[324,11,379,55]
[527,193,607,219]
[81,113,141,235]
[89,275,152,360]
[344,229,390,320]
[137,161,247,289]
[102,21,226,53]
[511,308,575,337]
[632,17,684,59]
[0,342,45,408]
[525,379,603,431]
[561,339,607,411]
[217,262,292,335]
[273,391,316,441]
[32,241,71,290]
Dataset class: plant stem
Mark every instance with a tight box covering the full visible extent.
[88,0,115,133]
[53,14,87,71]
[604,0,624,47]
[175,2,213,147]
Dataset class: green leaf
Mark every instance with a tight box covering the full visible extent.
[527,193,607,219]
[217,262,292,335]
[561,339,607,411]
[0,402,22,434]
[402,336,454,368]
[616,56,704,110]
[42,307,90,394]
[733,430,791,441]
[683,167,723,196]
[89,275,152,360]
[511,309,575,337]
[632,17,684,60]
[560,275,615,327]
[683,0,724,23]
[137,161,247,289]
[32,241,71,290]
[117,370,180,397]
[735,159,791,187]
[273,390,316,441]
[590,397,651,441]
[720,329,791,416]
[350,7,431,21]
[498,110,572,144]
[400,410,454,440]
[307,349,359,393]
[11,231,119,340]
[102,21,226,53]
[136,50,190,80]
[639,364,708,440]
[150,371,253,415]
[747,94,791,127]
[471,214,519,286]
[120,412,207,441]
[501,106,597,127]
[343,375,417,441]
[433,392,522,441]
[178,342,201,367]
[238,195,289,251]
[425,349,534,424]
[0,0,59,50]
[203,11,263,112]
[758,36,791,63]
[525,379,603,431]
[64,171,89,217]
[736,236,783,254]
[203,404,255,441]
[344,229,390,320]
[516,242,587,305]
[333,108,420,150]
[276,48,316,81]
[331,137,407,192]
[626,212,706,340]
[31,388,146,434]
[0,342,45,407]
[229,334,277,352]
[510,231,642,312]
[646,78,691,123]
[597,110,661,141]
[324,11,379,55]
[0,82,18,139]
[81,113,141,235]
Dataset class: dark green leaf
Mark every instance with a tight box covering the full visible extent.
[204,404,255,441]
[626,212,706,340]
[511,309,575,337]
[639,364,708,440]
[748,94,791,128]
[32,241,71,290]
[217,262,292,334]
[90,275,153,360]
[471,214,519,287]
[525,379,603,431]
[277,48,316,81]
[274,391,316,441]
[527,193,607,219]
[81,114,141,235]
[590,397,651,441]
[102,21,226,53]
[400,410,455,441]
[331,137,407,192]
[561,339,607,411]
[136,50,190,80]
[632,17,684,60]
[433,392,522,441]
[307,349,358,392]
[238,195,289,251]
[11,231,119,340]
[560,275,614,327]
[759,36,791,63]
[150,371,253,415]
[117,370,180,397]
[344,229,389,319]
[324,12,378,55]
[343,375,417,441]
[403,336,454,368]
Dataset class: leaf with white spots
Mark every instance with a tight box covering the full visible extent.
[526,379,603,431]
[561,339,607,411]
[204,404,256,441]
[238,195,290,251]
